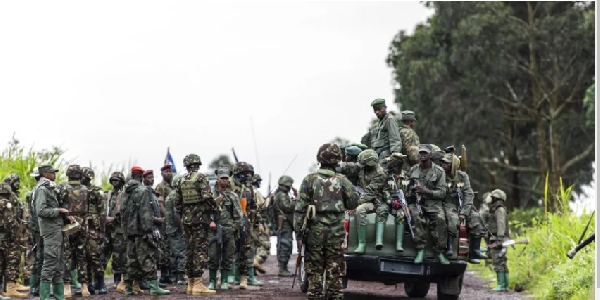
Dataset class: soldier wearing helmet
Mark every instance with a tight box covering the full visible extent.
[273,175,296,277]
[294,143,358,299]
[0,182,19,300]
[164,174,187,286]
[486,189,510,292]
[173,154,216,295]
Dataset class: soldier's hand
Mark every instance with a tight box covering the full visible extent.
[414,185,431,195]
[209,221,216,230]
[146,233,153,241]
[258,224,265,233]
[459,214,466,221]
[68,216,76,223]
[57,208,69,214]
[105,217,114,224]
[153,217,164,225]
[296,240,302,252]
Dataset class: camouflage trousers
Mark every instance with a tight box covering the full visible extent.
[110,232,127,279]
[208,226,236,271]
[236,226,255,273]
[63,234,73,283]
[24,244,34,280]
[125,236,158,281]
[490,245,508,273]
[277,229,293,265]
[254,228,271,264]
[183,224,209,278]
[157,228,171,270]
[168,231,185,274]
[442,202,459,237]
[411,201,448,253]
[355,202,389,225]
[85,220,105,281]
[305,243,346,300]
[391,209,405,225]
[41,232,65,284]
[3,238,20,282]
[32,231,43,280]
[65,228,89,283]
[467,209,485,238]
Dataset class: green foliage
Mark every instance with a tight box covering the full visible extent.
[583,79,595,128]
[508,207,544,236]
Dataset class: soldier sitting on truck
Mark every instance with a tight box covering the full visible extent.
[385,152,414,252]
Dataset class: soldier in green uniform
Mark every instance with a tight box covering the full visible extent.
[154,165,174,285]
[295,143,359,300]
[406,145,449,264]
[399,111,420,170]
[164,175,186,285]
[35,164,67,300]
[0,182,20,300]
[368,98,403,168]
[208,167,242,290]
[174,155,217,295]
[3,174,29,298]
[28,168,42,297]
[384,153,410,252]
[273,175,295,277]
[486,189,509,292]
[343,146,361,163]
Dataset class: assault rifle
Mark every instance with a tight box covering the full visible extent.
[498,238,529,257]
[26,244,37,259]
[292,205,316,289]
[567,233,595,259]
[390,177,414,238]
[209,215,223,256]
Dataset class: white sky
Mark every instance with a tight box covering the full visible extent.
[0,1,434,193]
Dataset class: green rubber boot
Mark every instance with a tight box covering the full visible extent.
[414,249,425,264]
[504,273,510,291]
[491,272,507,292]
[437,252,450,265]
[39,282,52,300]
[124,282,137,296]
[52,283,66,300]
[228,265,235,284]
[70,270,81,289]
[208,269,217,290]
[247,267,263,286]
[395,224,404,252]
[375,222,385,250]
[220,270,229,290]
[233,264,240,285]
[353,225,367,254]
[148,280,169,295]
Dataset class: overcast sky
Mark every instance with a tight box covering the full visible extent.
[0,1,434,193]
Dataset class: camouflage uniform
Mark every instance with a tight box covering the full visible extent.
[120,167,169,296]
[369,99,402,168]
[81,168,106,294]
[385,153,412,252]
[208,167,242,290]
[173,155,216,295]
[0,183,20,300]
[273,176,295,276]
[252,174,270,272]
[164,176,186,285]
[487,189,509,292]
[295,143,359,300]
[406,145,449,264]
[399,111,420,170]
[154,172,173,284]
[103,172,127,292]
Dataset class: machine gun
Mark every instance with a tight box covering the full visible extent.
[389,178,414,238]
[292,205,315,289]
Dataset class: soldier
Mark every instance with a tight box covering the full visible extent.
[384,153,410,252]
[35,164,67,300]
[368,98,403,168]
[273,175,295,277]
[3,173,30,298]
[164,175,186,285]
[295,143,359,300]
[339,149,387,254]
[486,189,509,292]
[173,155,216,295]
[0,183,20,300]
[440,154,487,263]
[406,144,449,264]
[154,165,174,285]
[80,168,107,294]
[142,170,167,289]
[399,111,420,170]
[120,166,169,296]
[28,168,43,297]
[208,167,242,290]
[252,174,270,275]
[430,144,445,166]
[344,146,361,163]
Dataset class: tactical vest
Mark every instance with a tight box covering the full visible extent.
[488,202,509,237]
[309,171,346,213]
[181,173,201,204]
[0,197,11,235]
[66,182,89,215]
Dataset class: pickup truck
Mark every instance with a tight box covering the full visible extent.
[342,212,469,300]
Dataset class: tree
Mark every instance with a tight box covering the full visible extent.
[208,154,234,171]
[583,79,595,128]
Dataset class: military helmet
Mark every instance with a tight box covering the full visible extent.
[233,162,254,175]
[66,165,83,178]
[358,149,379,167]
[172,174,184,186]
[82,167,95,179]
[3,173,20,185]
[253,173,262,183]
[490,189,507,201]
[0,183,11,195]
[214,166,233,177]
[316,143,342,165]
[183,154,202,168]
[278,175,294,187]
[109,172,125,183]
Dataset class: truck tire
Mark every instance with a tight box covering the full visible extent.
[403,281,430,298]
[436,274,464,300]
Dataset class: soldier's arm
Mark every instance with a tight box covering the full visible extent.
[339,162,360,177]
[156,185,167,217]
[386,116,403,154]
[360,171,385,204]
[174,185,183,216]
[341,176,359,210]
[35,188,59,218]
[293,175,311,240]
[277,192,294,215]
[198,175,217,215]
[495,207,507,240]
[139,189,155,234]
[458,172,475,216]
[429,168,447,200]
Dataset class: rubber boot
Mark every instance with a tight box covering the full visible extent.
[80,283,90,297]
[220,270,229,290]
[414,249,425,264]
[53,283,66,300]
[95,274,107,295]
[437,252,450,265]
[503,273,510,290]
[278,263,292,277]
[395,225,404,252]
[176,273,187,286]
[208,270,217,290]
[491,272,507,292]
[15,282,29,292]
[247,267,263,286]
[191,278,215,295]
[470,237,488,260]
[0,295,10,300]
[233,264,241,285]
[186,278,193,295]
[139,280,150,290]
[124,282,137,296]
[166,270,175,285]
[445,236,454,257]
[70,271,80,289]
[148,280,169,295]
[239,275,247,290]
[63,284,71,299]
[30,274,40,296]
[353,225,367,254]
[159,268,168,286]
[375,222,385,250]
[39,282,51,300]
[5,283,28,298]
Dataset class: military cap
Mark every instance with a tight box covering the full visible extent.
[386,152,407,162]
[30,167,40,177]
[418,144,432,153]
[131,166,144,174]
[38,165,59,174]
[143,170,153,177]
[441,153,454,163]
[401,110,417,121]
[345,146,362,156]
[370,98,386,108]
[160,165,173,172]
[216,168,231,179]
[353,143,368,151]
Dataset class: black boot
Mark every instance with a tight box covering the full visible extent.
[140,279,150,290]
[445,236,453,257]
[159,268,168,285]
[114,274,122,287]
[95,273,107,295]
[166,269,175,285]
[469,236,488,264]
[87,274,96,295]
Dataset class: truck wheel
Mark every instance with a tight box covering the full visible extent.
[436,274,463,300]
[342,276,348,289]
[403,281,430,298]
[299,260,308,293]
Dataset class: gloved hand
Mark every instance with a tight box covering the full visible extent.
[414,185,432,196]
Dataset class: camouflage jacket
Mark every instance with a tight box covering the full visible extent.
[174,171,217,226]
[213,187,242,231]
[274,188,294,230]
[406,164,447,201]
[370,113,403,160]
[119,180,154,237]
[445,171,475,216]
[294,168,358,245]
[35,179,64,244]
[85,184,105,232]
[107,186,124,234]
[0,194,17,242]
[155,180,172,220]
[229,178,258,225]
[488,201,509,241]
[164,190,181,235]
[399,125,420,169]
[339,163,386,205]
[337,162,360,186]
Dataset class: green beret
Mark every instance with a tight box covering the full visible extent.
[345,146,362,156]
[371,98,386,108]
[352,143,368,151]
[401,110,417,121]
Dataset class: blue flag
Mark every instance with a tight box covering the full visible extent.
[164,147,177,173]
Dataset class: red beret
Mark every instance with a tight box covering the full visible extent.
[161,165,173,172]
[131,166,144,174]
[143,170,153,176]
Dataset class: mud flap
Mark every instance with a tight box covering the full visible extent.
[437,274,462,296]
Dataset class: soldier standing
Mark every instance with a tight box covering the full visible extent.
[273,175,295,277]
[406,145,449,264]
[142,170,167,289]
[252,174,270,275]
[154,165,174,285]
[368,98,403,168]
[35,165,67,300]
[173,155,216,295]
[0,183,20,300]
[28,168,42,297]
[486,189,510,292]
[120,166,169,296]
[295,143,359,299]
[208,167,242,290]
[164,175,186,285]
[399,111,420,170]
